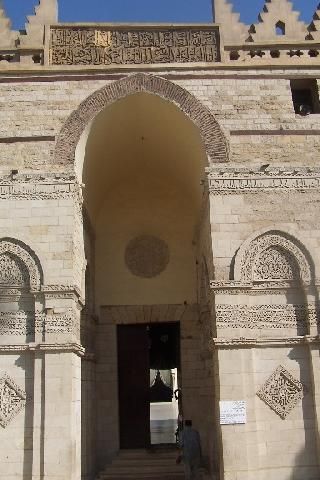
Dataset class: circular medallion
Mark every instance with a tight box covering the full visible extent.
[125,235,170,278]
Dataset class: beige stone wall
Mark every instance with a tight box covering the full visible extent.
[1,72,320,173]
[217,345,319,480]
[210,191,320,280]
[0,198,75,285]
[0,353,30,480]
[0,66,319,480]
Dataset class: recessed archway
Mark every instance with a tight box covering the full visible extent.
[79,83,219,477]
[83,91,208,306]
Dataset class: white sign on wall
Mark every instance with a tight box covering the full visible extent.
[219,401,247,425]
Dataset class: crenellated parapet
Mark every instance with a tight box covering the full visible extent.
[20,0,58,48]
[214,0,248,44]
[307,2,320,40]
[222,0,320,64]
[0,0,320,68]
[0,0,57,65]
[0,2,18,50]
[247,0,306,43]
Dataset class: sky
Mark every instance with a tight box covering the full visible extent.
[3,0,318,30]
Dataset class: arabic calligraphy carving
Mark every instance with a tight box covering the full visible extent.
[50,27,220,66]
[0,374,26,428]
[257,365,306,419]
[215,304,309,334]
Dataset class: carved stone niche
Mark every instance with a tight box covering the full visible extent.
[234,230,312,285]
[0,240,42,340]
[0,240,41,292]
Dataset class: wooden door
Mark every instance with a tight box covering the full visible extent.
[117,325,150,449]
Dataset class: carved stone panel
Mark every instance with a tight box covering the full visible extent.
[253,247,300,281]
[216,304,309,335]
[125,235,169,279]
[0,373,26,428]
[50,26,220,66]
[0,253,30,288]
[257,365,305,419]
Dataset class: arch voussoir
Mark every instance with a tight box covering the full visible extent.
[54,73,229,165]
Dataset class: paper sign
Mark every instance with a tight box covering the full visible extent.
[220,401,246,425]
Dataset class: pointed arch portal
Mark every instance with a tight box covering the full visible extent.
[78,72,217,465]
[55,73,229,166]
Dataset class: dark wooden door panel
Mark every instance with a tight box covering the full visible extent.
[118,325,150,449]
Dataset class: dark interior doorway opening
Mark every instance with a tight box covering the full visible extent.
[117,322,180,449]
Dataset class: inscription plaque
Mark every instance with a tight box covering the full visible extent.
[50,25,220,66]
[220,401,247,425]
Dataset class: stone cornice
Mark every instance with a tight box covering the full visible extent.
[0,173,82,201]
[2,69,320,83]
[41,284,84,303]
[211,335,320,349]
[0,342,85,356]
[207,166,320,194]
[210,279,320,295]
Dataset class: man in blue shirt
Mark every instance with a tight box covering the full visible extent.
[179,420,202,480]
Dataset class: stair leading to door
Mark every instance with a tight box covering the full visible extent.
[96,448,185,480]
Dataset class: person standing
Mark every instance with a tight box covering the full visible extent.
[179,420,202,480]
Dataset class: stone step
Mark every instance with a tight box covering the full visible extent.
[98,476,184,480]
[99,464,184,473]
[96,448,186,480]
[101,464,182,474]
[111,457,180,465]
[117,449,178,458]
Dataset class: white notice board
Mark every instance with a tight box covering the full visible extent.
[219,401,246,425]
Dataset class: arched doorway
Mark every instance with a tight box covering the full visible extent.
[74,77,224,478]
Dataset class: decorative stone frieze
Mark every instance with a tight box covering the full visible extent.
[45,310,80,335]
[208,167,320,195]
[211,336,320,348]
[0,311,36,336]
[0,310,79,336]
[125,235,170,279]
[0,173,78,201]
[224,43,320,63]
[0,373,26,428]
[50,25,221,66]
[210,279,305,294]
[215,303,320,333]
[41,284,83,304]
[0,343,85,356]
[257,365,306,419]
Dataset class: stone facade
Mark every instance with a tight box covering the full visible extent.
[0,1,320,480]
